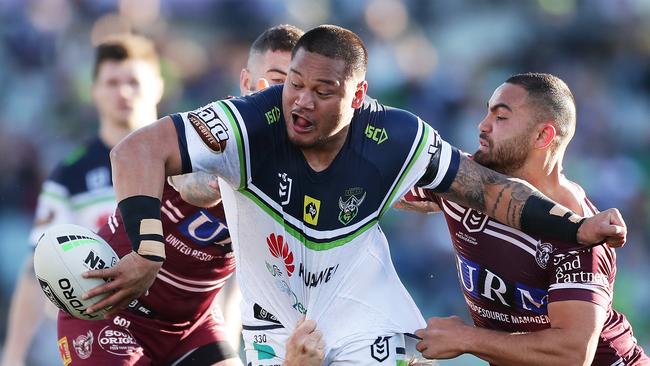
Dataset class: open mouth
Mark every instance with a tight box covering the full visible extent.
[291,113,315,133]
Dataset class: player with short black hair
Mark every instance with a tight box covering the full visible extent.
[84,26,626,365]
[403,73,647,365]
[290,24,368,78]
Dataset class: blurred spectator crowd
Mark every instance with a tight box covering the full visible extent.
[1,0,648,364]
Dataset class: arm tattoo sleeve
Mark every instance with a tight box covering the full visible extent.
[437,154,535,229]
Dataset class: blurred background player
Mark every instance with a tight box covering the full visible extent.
[1,33,164,366]
[402,73,648,365]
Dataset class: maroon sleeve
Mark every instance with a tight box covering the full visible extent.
[402,187,441,205]
[547,244,615,309]
[96,211,133,258]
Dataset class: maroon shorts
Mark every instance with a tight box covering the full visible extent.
[57,307,232,365]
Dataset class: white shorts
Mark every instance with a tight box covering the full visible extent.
[242,324,288,366]
[241,300,288,366]
[241,300,421,365]
[243,327,411,366]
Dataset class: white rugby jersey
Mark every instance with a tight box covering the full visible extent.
[30,138,115,245]
[170,85,461,348]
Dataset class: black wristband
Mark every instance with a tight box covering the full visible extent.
[118,195,165,262]
[520,193,586,243]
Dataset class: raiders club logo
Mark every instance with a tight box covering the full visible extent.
[370,336,390,362]
[462,209,489,233]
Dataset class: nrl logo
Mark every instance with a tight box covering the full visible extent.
[338,187,366,225]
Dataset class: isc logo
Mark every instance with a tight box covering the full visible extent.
[365,124,388,144]
[178,209,229,247]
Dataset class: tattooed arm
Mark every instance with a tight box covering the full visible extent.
[435,154,626,246]
[169,172,222,208]
[436,155,531,229]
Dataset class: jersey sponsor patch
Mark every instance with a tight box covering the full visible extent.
[456,253,549,314]
[253,303,281,324]
[178,209,230,247]
[303,195,321,226]
[267,233,294,277]
[188,106,229,153]
[98,325,141,356]
[58,337,72,366]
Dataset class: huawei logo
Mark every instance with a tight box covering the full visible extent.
[267,233,294,277]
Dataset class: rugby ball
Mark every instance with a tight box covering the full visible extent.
[34,224,119,320]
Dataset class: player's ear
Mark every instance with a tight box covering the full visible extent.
[351,80,368,109]
[240,68,252,96]
[535,123,556,150]
[256,78,270,91]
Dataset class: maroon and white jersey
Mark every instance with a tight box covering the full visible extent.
[404,187,648,365]
[97,181,235,324]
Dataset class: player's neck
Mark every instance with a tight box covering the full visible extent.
[517,154,584,215]
[301,125,350,172]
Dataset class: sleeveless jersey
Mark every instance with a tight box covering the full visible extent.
[171,85,461,348]
[97,182,235,323]
[31,138,115,245]
[404,187,648,365]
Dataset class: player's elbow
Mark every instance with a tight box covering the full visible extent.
[556,337,597,366]
[109,123,158,168]
[109,139,129,167]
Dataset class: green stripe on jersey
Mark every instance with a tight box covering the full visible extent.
[379,122,430,218]
[217,100,247,190]
[63,146,88,166]
[41,190,68,203]
[240,188,378,251]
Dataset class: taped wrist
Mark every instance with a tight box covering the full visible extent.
[118,196,165,262]
[520,192,586,243]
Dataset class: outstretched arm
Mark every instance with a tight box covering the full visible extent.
[435,155,626,247]
[111,116,183,200]
[84,116,182,316]
[394,187,441,214]
[415,300,604,365]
